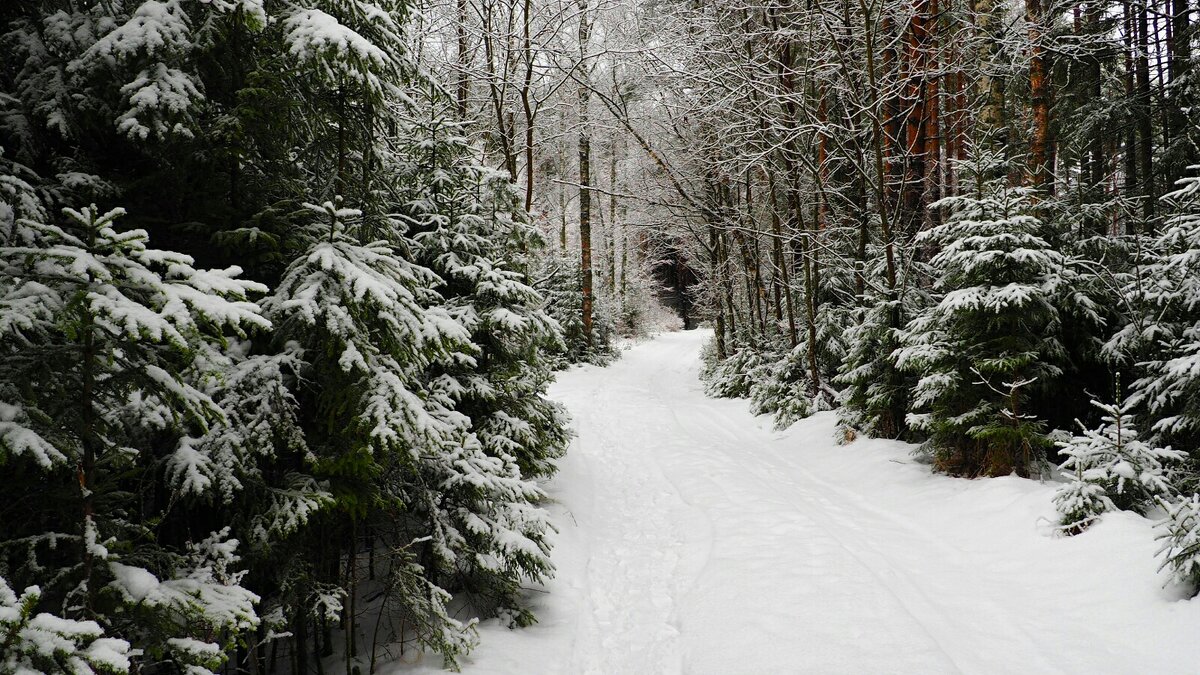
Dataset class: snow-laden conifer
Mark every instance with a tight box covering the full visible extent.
[835,235,930,442]
[0,577,131,675]
[1158,493,1200,587]
[0,204,268,671]
[1119,174,1200,453]
[1055,398,1183,532]
[394,105,569,625]
[264,198,486,665]
[896,165,1064,476]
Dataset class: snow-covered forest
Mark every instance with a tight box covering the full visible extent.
[4,0,1200,672]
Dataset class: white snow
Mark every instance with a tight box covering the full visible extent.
[385,330,1200,674]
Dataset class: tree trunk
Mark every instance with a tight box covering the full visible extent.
[609,138,619,295]
[904,0,929,232]
[578,0,594,345]
[709,225,728,358]
[1136,0,1155,218]
[1169,0,1194,177]
[521,0,536,211]
[483,4,518,181]
[456,0,469,119]
[926,0,942,224]
[767,165,799,346]
[1027,0,1054,192]
[1124,2,1141,220]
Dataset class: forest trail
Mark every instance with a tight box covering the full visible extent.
[393,330,1200,675]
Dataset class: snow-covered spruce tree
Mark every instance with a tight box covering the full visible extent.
[396,104,568,623]
[263,199,482,666]
[1032,195,1126,434]
[0,577,131,675]
[1157,493,1200,588]
[836,240,930,442]
[1123,172,1200,592]
[1121,173,1200,466]
[3,0,570,668]
[0,205,266,672]
[403,107,569,476]
[1054,398,1184,533]
[895,168,1065,477]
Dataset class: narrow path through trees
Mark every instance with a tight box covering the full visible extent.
[393,330,1200,675]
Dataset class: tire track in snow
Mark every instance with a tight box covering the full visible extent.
[568,335,958,673]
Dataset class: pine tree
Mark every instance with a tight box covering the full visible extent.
[1123,174,1200,455]
[1055,398,1183,533]
[1157,493,1200,588]
[896,162,1065,476]
[0,205,267,671]
[0,577,131,675]
[263,199,481,663]
[396,103,568,624]
[836,241,930,441]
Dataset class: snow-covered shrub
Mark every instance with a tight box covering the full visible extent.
[1055,399,1183,533]
[748,344,831,430]
[702,347,763,399]
[1158,493,1200,589]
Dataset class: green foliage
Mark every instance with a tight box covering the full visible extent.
[0,0,570,670]
[896,169,1064,476]
[701,346,763,399]
[1158,493,1200,588]
[0,578,131,674]
[1055,398,1184,533]
[0,203,268,672]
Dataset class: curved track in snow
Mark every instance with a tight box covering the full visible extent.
[393,330,1200,675]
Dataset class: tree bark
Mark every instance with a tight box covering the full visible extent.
[456,0,469,119]
[521,0,536,211]
[578,0,594,345]
[1136,0,1155,218]
[1027,0,1054,192]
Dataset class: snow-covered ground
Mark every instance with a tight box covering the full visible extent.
[389,329,1200,674]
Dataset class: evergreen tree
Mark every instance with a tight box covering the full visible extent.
[263,199,481,664]
[0,205,266,671]
[397,104,568,623]
[0,577,131,675]
[1122,174,1200,457]
[896,165,1065,476]
[1158,493,1200,588]
[1055,398,1183,533]
[836,242,930,441]
[533,249,606,365]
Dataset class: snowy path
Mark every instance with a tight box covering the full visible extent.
[393,330,1200,674]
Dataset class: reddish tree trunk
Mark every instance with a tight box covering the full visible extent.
[1027,0,1054,192]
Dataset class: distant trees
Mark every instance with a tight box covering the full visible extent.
[414,0,684,358]
[598,0,1198,464]
[595,0,1200,589]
